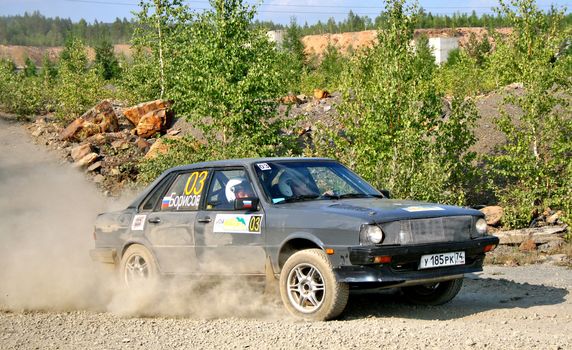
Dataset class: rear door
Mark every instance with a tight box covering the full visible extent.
[141,169,210,274]
[194,168,266,275]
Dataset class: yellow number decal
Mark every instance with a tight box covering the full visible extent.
[248,216,262,232]
[194,171,208,195]
[184,171,208,195]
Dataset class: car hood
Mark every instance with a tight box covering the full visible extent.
[274,198,482,223]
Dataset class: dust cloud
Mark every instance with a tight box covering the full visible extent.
[0,119,279,319]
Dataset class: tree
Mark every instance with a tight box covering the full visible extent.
[485,0,572,227]
[23,57,37,77]
[311,0,478,204]
[137,0,300,181]
[94,39,120,80]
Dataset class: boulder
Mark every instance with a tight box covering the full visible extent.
[134,108,168,138]
[313,89,331,100]
[144,137,171,159]
[75,152,99,168]
[59,100,119,141]
[59,118,85,141]
[281,94,301,105]
[480,206,504,226]
[122,100,172,126]
[70,143,93,162]
[135,137,151,150]
[87,161,102,172]
[546,210,563,225]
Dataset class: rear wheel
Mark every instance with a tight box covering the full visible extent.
[119,244,158,287]
[279,249,349,321]
[401,278,463,305]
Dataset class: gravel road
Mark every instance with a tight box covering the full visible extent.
[1,116,571,350]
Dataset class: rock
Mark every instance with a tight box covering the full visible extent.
[538,239,564,253]
[546,211,563,225]
[518,238,537,252]
[323,105,332,112]
[122,99,172,126]
[87,161,102,172]
[59,118,85,141]
[167,128,181,136]
[75,152,99,168]
[93,174,105,183]
[313,89,331,100]
[111,140,129,149]
[134,108,168,138]
[546,254,567,264]
[70,143,93,162]
[296,94,308,103]
[31,128,43,137]
[281,94,301,105]
[144,137,171,159]
[135,137,151,150]
[59,100,120,142]
[480,206,504,226]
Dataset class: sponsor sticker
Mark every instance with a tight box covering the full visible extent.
[131,214,147,231]
[213,214,263,234]
[257,163,271,171]
[402,206,445,212]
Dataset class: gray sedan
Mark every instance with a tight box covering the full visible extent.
[91,157,498,320]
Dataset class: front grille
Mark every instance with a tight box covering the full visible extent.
[382,216,474,244]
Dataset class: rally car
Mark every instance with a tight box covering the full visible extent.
[90,157,498,320]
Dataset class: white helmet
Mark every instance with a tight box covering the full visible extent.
[278,173,294,197]
[225,177,249,202]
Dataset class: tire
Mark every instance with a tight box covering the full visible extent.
[119,244,159,288]
[401,278,463,305]
[279,249,349,321]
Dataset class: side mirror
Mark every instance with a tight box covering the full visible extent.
[234,197,260,211]
[380,189,391,199]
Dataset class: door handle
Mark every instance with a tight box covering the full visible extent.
[148,217,161,224]
[197,217,211,223]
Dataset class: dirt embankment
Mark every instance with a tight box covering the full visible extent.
[1,115,572,349]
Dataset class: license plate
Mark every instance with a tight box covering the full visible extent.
[419,251,465,269]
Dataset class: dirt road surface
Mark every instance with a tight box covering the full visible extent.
[1,117,571,349]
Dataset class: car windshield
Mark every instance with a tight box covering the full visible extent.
[253,160,383,204]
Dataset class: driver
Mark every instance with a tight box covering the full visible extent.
[225,177,254,202]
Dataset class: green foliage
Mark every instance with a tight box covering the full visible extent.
[465,33,492,67]
[484,0,572,228]
[54,37,105,123]
[95,39,121,80]
[0,58,53,116]
[23,57,37,77]
[136,0,300,182]
[309,0,477,205]
[300,43,349,94]
[281,17,307,93]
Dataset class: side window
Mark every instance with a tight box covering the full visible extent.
[206,169,255,211]
[140,175,173,211]
[160,170,209,211]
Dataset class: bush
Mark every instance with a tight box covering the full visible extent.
[484,0,572,228]
[309,0,478,205]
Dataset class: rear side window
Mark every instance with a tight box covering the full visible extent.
[140,175,173,211]
[160,170,209,211]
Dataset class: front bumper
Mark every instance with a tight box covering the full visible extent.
[335,236,499,287]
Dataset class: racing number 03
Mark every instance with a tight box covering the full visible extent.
[184,171,208,196]
[248,216,262,233]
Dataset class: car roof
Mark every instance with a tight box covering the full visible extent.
[166,157,335,172]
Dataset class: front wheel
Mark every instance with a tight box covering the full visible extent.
[401,278,463,305]
[279,249,349,321]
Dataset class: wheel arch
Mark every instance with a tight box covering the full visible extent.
[277,233,325,271]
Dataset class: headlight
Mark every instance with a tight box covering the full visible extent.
[360,224,384,244]
[475,218,488,235]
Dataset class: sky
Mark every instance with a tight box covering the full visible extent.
[0,0,569,25]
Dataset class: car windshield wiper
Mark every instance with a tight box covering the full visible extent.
[322,193,385,200]
[279,194,320,203]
